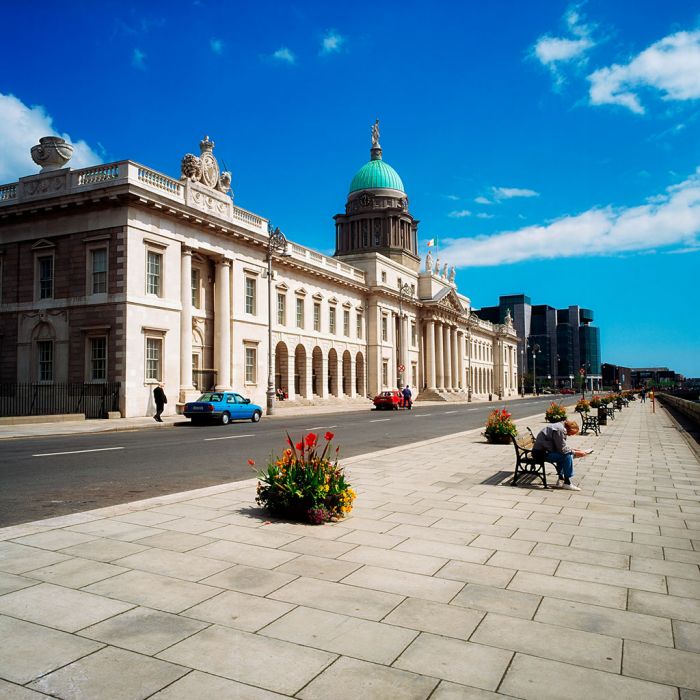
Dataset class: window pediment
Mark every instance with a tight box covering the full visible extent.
[312,292,323,301]
[276,282,289,291]
[32,238,55,250]
[295,287,308,296]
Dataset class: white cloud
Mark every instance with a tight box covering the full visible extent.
[320,30,345,55]
[0,93,101,183]
[438,168,700,267]
[272,47,296,64]
[493,186,540,199]
[132,48,146,70]
[448,209,472,218]
[444,194,460,201]
[533,5,595,86]
[588,30,700,114]
[477,213,494,219]
[210,38,224,55]
[474,196,493,205]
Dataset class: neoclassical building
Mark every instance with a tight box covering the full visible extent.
[0,128,519,418]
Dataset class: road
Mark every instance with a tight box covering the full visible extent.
[0,395,577,526]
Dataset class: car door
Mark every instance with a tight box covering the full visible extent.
[233,393,251,419]
[224,393,239,421]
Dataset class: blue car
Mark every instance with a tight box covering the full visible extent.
[183,392,263,425]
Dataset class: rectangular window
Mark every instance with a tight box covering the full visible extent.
[329,307,336,334]
[91,248,107,294]
[145,337,162,381]
[412,362,418,387]
[245,346,257,383]
[382,360,388,388]
[191,268,201,308]
[38,340,53,382]
[245,277,256,314]
[381,270,387,283]
[146,251,162,296]
[313,303,321,332]
[356,312,363,339]
[90,337,107,380]
[343,309,350,337]
[296,298,304,328]
[411,322,417,347]
[382,315,388,342]
[38,255,54,299]
[277,293,286,325]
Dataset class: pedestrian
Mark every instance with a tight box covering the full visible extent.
[402,385,412,410]
[532,419,591,491]
[640,387,646,403]
[153,383,167,422]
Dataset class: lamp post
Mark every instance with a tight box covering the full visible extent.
[466,311,478,402]
[397,282,413,387]
[531,342,541,396]
[519,337,526,397]
[266,225,290,416]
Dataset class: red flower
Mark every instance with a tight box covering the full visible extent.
[305,433,317,448]
[324,431,334,441]
[247,458,255,466]
[295,441,304,451]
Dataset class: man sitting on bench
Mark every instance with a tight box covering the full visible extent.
[533,420,591,491]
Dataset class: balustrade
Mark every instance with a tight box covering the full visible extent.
[137,167,182,195]
[0,184,16,201]
[76,165,120,185]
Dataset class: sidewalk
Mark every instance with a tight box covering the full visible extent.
[1,401,698,698]
[0,395,503,441]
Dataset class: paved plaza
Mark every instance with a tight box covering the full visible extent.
[0,400,698,699]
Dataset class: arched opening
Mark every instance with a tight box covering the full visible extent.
[355,352,365,396]
[312,346,323,396]
[328,348,339,397]
[294,344,307,398]
[342,350,352,396]
[274,341,288,395]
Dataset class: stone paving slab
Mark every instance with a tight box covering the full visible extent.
[0,400,698,697]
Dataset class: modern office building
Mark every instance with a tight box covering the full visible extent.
[602,363,633,390]
[630,367,683,387]
[478,294,602,391]
[0,129,518,418]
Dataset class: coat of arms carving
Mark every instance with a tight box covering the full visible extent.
[180,136,232,195]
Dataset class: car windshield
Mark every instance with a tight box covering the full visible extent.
[381,392,394,397]
[197,393,223,402]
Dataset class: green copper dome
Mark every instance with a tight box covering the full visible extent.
[349,159,405,194]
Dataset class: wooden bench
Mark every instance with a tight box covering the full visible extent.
[511,428,554,489]
[578,411,600,436]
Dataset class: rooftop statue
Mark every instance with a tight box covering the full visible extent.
[504,307,514,328]
[425,250,434,273]
[449,265,456,283]
[180,136,231,193]
[441,263,448,278]
[434,257,441,274]
[371,119,380,148]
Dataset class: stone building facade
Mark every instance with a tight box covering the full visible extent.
[0,130,518,418]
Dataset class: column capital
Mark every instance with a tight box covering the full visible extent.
[217,257,233,268]
[181,246,195,257]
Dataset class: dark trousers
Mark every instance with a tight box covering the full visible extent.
[154,403,165,421]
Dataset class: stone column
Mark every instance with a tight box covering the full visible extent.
[425,320,436,390]
[349,356,357,398]
[303,354,313,399]
[443,325,452,390]
[457,331,464,390]
[399,314,409,387]
[435,322,444,391]
[285,350,296,401]
[179,247,194,396]
[214,258,231,390]
[318,355,328,398]
[450,328,458,391]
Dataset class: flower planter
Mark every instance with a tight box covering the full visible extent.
[597,406,607,425]
[486,434,513,445]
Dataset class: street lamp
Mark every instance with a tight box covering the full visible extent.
[266,225,291,416]
[466,311,479,402]
[397,283,413,387]
[531,342,541,396]
[518,337,526,397]
[580,361,591,399]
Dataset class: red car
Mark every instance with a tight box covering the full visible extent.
[373,390,403,410]
[560,388,576,394]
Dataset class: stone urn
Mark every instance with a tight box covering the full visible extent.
[31,136,74,172]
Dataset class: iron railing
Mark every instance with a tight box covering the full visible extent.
[0,383,121,419]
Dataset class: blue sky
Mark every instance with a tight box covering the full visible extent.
[1,0,699,375]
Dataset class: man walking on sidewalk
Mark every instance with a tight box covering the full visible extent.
[153,383,167,422]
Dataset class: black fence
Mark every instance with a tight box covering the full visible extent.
[192,370,217,392]
[0,383,121,419]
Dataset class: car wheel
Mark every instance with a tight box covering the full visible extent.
[251,410,262,423]
[221,411,230,425]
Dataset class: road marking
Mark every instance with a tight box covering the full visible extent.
[33,447,124,457]
[306,425,337,430]
[444,411,459,415]
[204,434,255,441]
[413,413,433,417]
[370,418,391,423]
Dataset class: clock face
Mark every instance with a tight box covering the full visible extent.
[359,193,371,207]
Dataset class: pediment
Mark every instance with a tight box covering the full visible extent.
[295,287,308,296]
[312,292,323,301]
[32,238,55,250]
[275,282,289,292]
[424,287,465,315]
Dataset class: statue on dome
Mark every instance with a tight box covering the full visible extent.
[434,257,441,275]
[371,119,380,148]
[441,263,448,278]
[425,250,433,273]
[449,265,456,283]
